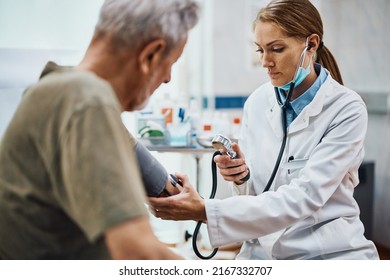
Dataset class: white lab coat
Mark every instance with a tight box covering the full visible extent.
[205,71,379,259]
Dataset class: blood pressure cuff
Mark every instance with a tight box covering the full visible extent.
[134,141,168,197]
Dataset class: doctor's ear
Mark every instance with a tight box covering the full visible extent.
[139,39,167,74]
[306,34,321,52]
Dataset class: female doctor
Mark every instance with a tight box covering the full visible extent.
[149,0,379,259]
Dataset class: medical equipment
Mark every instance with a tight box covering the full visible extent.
[135,141,170,196]
[211,134,237,158]
[189,134,237,259]
[169,173,183,188]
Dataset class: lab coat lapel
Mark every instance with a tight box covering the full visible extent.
[265,94,284,140]
[288,77,329,134]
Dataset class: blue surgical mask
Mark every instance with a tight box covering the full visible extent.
[279,62,310,91]
[278,38,311,91]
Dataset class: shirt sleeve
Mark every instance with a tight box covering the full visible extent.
[57,105,148,242]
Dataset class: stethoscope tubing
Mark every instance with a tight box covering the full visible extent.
[192,151,221,259]
[263,83,295,192]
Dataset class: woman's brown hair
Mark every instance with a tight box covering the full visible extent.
[254,0,343,85]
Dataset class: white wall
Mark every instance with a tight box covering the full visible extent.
[0,0,103,135]
[0,0,102,50]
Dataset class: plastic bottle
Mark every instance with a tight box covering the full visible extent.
[218,112,231,137]
[195,123,214,148]
[199,110,214,136]
[188,98,201,146]
[230,116,241,140]
[160,93,175,126]
[203,124,212,133]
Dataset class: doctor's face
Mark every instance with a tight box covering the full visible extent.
[254,20,307,87]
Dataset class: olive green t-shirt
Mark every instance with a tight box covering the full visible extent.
[0,62,148,259]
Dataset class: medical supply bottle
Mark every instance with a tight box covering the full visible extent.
[188,98,201,146]
[231,116,241,140]
[213,111,230,137]
[202,124,213,139]
[160,92,174,126]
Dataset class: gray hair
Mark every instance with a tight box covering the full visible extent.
[95,0,200,54]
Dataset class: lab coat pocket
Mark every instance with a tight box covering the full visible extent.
[281,158,308,176]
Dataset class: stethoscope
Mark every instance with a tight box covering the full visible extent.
[264,42,312,192]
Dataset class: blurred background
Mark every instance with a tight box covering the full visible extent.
[0,0,389,258]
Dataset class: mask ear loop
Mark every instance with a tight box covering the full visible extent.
[285,37,313,102]
[281,49,304,108]
[292,46,309,85]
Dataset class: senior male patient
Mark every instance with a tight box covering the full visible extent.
[0,0,199,260]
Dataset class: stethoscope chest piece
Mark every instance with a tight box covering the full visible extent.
[211,134,236,158]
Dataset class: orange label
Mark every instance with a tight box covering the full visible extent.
[161,108,173,125]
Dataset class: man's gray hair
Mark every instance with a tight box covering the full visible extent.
[95,0,200,54]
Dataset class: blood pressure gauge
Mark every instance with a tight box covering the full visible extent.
[211,134,237,159]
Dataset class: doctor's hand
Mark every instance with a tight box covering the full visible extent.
[148,173,207,222]
[214,143,249,185]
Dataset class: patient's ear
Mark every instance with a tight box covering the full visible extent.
[138,39,167,74]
